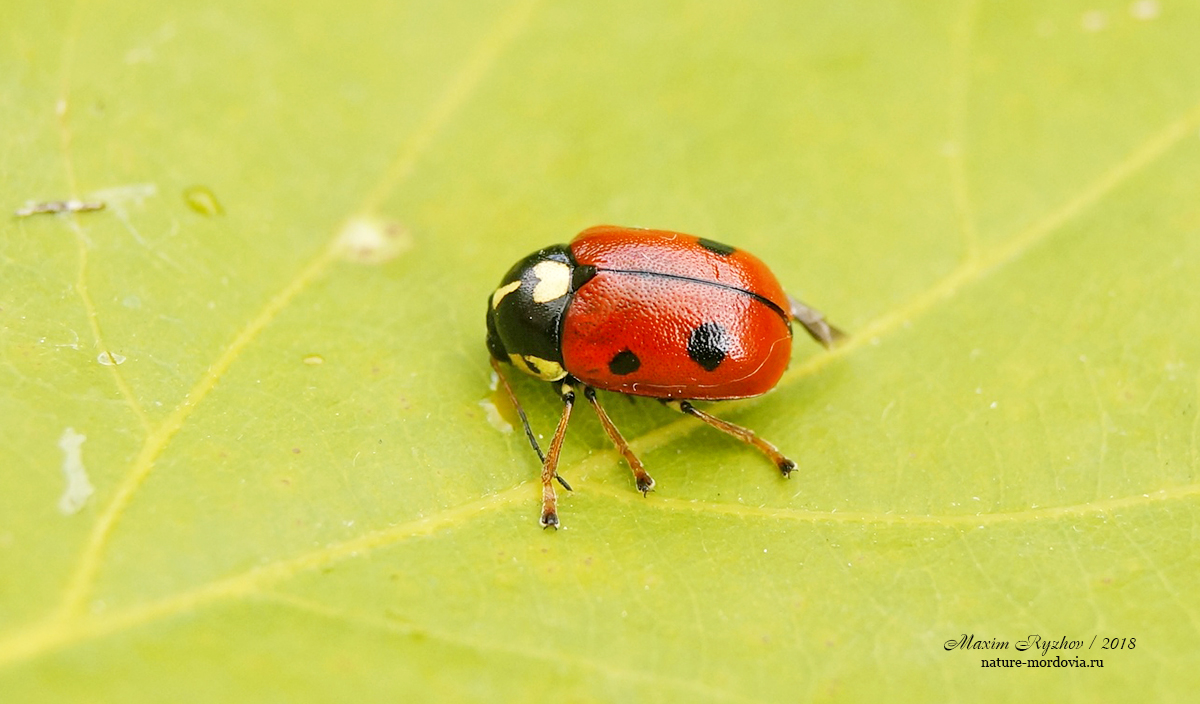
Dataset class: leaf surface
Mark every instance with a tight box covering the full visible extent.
[2,0,1199,701]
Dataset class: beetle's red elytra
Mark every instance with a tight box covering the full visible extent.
[486,225,843,527]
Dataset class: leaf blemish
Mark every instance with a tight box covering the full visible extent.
[182,185,224,216]
[89,183,157,210]
[14,199,105,217]
[1130,0,1160,21]
[334,216,412,264]
[57,428,93,515]
[479,398,514,434]
[97,351,126,366]
[1081,10,1108,32]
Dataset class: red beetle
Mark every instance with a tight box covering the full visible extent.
[486,225,843,527]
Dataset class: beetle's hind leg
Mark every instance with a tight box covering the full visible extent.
[584,387,654,495]
[787,293,845,349]
[665,400,797,477]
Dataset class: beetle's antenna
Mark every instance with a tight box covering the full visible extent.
[489,357,572,491]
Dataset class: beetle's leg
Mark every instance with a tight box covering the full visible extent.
[584,387,654,495]
[786,293,846,349]
[490,357,571,490]
[539,380,577,528]
[665,400,797,477]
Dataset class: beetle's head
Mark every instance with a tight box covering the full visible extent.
[485,244,580,382]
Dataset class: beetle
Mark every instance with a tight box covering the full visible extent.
[486,225,844,527]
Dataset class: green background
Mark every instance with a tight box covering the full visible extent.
[3,0,1199,701]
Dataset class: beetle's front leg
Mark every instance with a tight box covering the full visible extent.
[540,380,576,528]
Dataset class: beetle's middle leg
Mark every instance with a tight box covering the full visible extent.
[584,387,654,495]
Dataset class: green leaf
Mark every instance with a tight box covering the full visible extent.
[3,0,1199,700]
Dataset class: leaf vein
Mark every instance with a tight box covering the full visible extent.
[585,482,1200,527]
[53,0,543,621]
[52,0,152,435]
[11,15,1200,676]
[947,0,981,264]
[567,97,1200,480]
[3,482,1197,669]
[257,591,759,704]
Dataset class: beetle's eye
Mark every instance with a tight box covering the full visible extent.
[485,306,508,361]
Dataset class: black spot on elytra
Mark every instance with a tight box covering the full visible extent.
[697,238,736,256]
[608,349,640,376]
[688,322,729,371]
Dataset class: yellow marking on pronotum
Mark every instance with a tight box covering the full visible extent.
[491,280,521,309]
[509,353,566,381]
[531,260,571,303]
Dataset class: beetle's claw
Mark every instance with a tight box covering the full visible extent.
[540,511,559,529]
[779,458,797,478]
[636,475,655,496]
